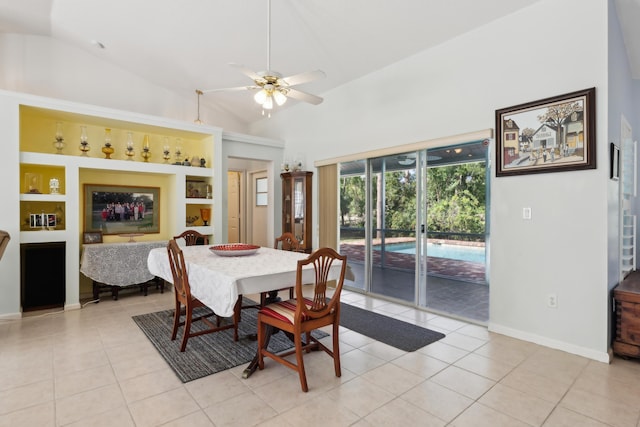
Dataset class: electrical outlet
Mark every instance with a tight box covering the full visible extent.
[547,293,558,308]
[523,207,532,220]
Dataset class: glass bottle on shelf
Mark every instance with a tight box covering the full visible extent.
[102,128,114,159]
[53,122,65,154]
[79,126,90,155]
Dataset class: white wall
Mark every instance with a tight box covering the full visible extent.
[251,0,613,361]
[0,34,249,134]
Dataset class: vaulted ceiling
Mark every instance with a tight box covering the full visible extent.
[1,0,638,128]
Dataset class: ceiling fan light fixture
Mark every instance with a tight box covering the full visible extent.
[273,89,287,106]
[262,96,274,110]
[254,89,268,104]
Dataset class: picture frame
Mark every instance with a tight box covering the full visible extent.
[29,213,56,229]
[186,180,209,199]
[84,184,160,235]
[611,142,620,181]
[495,87,596,177]
[83,231,103,244]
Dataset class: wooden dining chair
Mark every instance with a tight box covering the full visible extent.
[174,229,209,246]
[167,239,240,351]
[256,247,347,392]
[262,232,302,305]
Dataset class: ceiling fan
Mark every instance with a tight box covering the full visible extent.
[199,0,325,114]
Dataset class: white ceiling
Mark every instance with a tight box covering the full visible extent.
[1,0,638,127]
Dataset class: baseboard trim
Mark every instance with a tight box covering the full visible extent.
[488,322,612,363]
[0,312,21,320]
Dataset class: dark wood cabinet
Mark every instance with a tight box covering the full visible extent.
[281,171,312,253]
[613,271,640,358]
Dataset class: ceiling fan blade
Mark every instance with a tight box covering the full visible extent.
[280,70,326,87]
[200,85,259,94]
[286,88,323,105]
[228,63,262,81]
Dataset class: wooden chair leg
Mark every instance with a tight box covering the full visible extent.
[232,297,241,341]
[171,300,181,340]
[333,322,341,377]
[257,318,265,370]
[180,307,193,352]
[294,332,309,392]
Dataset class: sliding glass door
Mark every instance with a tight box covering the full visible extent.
[339,140,489,321]
[369,152,422,303]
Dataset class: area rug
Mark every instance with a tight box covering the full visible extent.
[132,301,327,383]
[340,302,445,352]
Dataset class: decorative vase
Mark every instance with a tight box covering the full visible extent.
[200,208,211,226]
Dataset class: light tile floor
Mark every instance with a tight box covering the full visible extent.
[2,289,640,426]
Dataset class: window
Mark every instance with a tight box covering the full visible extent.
[256,177,267,206]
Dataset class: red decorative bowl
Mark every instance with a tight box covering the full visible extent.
[209,243,260,257]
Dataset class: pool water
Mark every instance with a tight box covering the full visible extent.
[374,242,485,263]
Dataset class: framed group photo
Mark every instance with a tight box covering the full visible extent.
[84,184,160,235]
[495,87,596,177]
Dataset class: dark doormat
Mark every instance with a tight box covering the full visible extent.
[132,302,327,383]
[340,302,445,352]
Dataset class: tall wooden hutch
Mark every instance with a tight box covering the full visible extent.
[281,171,312,253]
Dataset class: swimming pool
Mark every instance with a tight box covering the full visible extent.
[374,241,485,263]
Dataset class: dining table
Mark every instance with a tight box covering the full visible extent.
[147,244,316,317]
[146,243,346,378]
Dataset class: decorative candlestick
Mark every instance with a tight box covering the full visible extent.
[141,135,151,162]
[53,122,65,154]
[101,128,114,159]
[79,126,90,155]
[125,132,135,160]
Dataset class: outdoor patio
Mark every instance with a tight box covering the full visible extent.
[340,243,489,323]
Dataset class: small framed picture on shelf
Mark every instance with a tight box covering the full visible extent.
[186,180,209,198]
[29,213,55,228]
[83,231,103,244]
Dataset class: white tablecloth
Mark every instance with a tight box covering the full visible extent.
[148,245,329,317]
[81,240,167,286]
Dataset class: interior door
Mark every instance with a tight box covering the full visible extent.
[227,171,241,243]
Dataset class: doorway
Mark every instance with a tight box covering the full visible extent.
[226,157,272,246]
[339,140,489,322]
[228,170,241,243]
